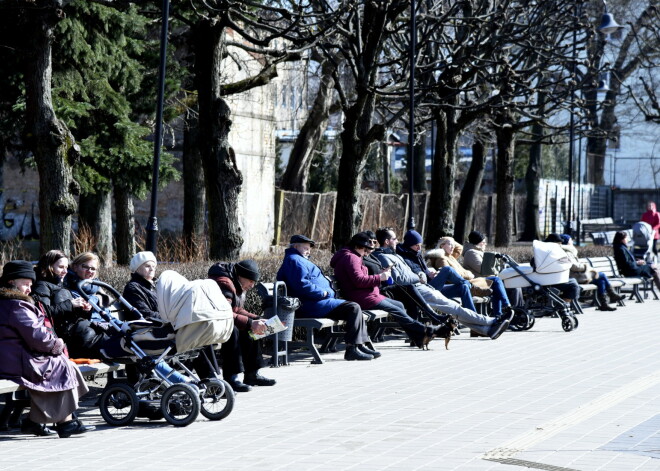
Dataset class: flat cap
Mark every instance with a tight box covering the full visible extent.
[290,234,316,247]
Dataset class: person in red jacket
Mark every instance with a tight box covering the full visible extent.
[330,233,446,349]
[641,201,660,256]
[208,260,274,392]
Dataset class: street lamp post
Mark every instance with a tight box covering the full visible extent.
[407,0,416,231]
[145,0,171,255]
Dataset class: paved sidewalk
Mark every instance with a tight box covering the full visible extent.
[2,300,660,470]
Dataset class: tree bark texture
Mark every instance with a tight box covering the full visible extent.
[494,125,516,247]
[114,188,135,266]
[425,108,458,245]
[280,59,336,192]
[454,140,486,244]
[183,111,207,259]
[195,21,243,260]
[78,191,113,266]
[23,5,78,254]
[521,120,544,242]
[413,140,427,192]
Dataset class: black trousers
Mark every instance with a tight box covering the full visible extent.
[324,301,369,345]
[217,327,265,378]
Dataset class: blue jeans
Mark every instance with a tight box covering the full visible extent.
[487,276,510,317]
[429,267,476,311]
[155,362,188,383]
[592,272,611,295]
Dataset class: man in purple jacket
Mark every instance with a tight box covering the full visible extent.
[330,233,446,349]
[277,234,380,361]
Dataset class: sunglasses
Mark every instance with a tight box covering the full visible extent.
[81,264,97,272]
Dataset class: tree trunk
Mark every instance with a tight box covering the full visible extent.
[331,96,384,250]
[413,140,427,192]
[195,21,243,260]
[280,59,336,192]
[23,5,78,254]
[494,125,516,247]
[78,191,113,266]
[454,140,486,243]
[183,111,206,260]
[425,108,458,245]
[114,188,135,266]
[521,119,543,242]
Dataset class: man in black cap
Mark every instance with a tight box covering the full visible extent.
[207,260,275,392]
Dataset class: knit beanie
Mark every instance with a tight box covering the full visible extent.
[403,230,423,247]
[544,233,563,244]
[467,230,485,245]
[129,251,157,272]
[234,260,260,282]
[560,234,572,245]
[0,260,36,285]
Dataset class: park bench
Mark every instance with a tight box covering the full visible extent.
[575,257,626,309]
[585,256,653,303]
[257,280,389,365]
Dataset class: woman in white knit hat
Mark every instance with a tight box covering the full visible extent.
[122,251,159,320]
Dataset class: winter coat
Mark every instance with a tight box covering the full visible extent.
[425,249,474,279]
[123,273,159,319]
[207,263,259,330]
[0,288,80,392]
[641,210,660,240]
[30,280,78,328]
[396,244,430,276]
[373,247,422,286]
[330,247,383,309]
[613,242,644,277]
[561,245,598,284]
[462,242,484,277]
[277,247,345,318]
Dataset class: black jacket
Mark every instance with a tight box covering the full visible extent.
[122,273,159,319]
[32,278,78,333]
[396,244,428,275]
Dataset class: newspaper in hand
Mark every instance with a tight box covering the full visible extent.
[249,315,288,340]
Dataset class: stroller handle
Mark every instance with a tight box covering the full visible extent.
[76,279,148,322]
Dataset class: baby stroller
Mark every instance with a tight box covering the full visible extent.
[498,240,579,332]
[632,221,656,264]
[77,272,235,427]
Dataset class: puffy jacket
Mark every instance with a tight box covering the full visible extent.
[0,288,77,392]
[462,242,483,277]
[277,247,344,318]
[123,272,159,319]
[561,245,597,284]
[330,248,383,309]
[32,277,77,330]
[396,244,429,276]
[208,262,259,330]
[613,243,643,277]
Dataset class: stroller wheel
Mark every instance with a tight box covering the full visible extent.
[523,314,535,331]
[561,316,575,332]
[99,382,139,426]
[509,307,531,331]
[571,314,579,330]
[199,379,235,421]
[161,383,201,427]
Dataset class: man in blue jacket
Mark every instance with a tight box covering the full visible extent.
[277,235,381,361]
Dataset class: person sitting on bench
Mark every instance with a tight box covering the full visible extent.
[277,234,380,361]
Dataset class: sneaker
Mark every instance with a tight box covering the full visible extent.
[344,345,373,361]
[244,372,276,387]
[357,344,381,359]
[487,317,510,340]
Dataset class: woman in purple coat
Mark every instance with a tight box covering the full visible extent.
[0,261,93,438]
[330,233,445,349]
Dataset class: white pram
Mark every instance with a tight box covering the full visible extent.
[498,240,579,332]
[77,272,235,427]
[632,221,657,264]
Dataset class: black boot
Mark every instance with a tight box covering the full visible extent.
[244,371,276,386]
[357,344,381,359]
[55,419,94,438]
[20,416,57,437]
[344,345,373,361]
[607,287,625,303]
[597,293,617,311]
[225,374,252,392]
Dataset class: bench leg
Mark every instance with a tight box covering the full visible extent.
[305,328,324,364]
[633,285,644,303]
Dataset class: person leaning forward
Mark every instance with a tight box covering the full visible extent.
[277,234,381,361]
